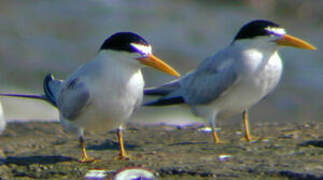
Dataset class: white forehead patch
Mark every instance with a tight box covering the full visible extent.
[265,27,286,36]
[130,43,152,55]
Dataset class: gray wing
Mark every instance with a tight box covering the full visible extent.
[57,78,90,120]
[181,51,239,105]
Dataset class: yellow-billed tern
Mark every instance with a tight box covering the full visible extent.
[0,32,180,162]
[144,20,316,143]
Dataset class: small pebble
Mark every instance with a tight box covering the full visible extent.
[235,131,242,135]
[84,169,109,180]
[218,154,232,161]
[198,127,212,133]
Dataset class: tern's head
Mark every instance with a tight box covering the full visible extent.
[232,20,316,50]
[100,32,180,77]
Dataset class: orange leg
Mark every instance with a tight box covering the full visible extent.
[115,128,130,160]
[79,136,97,163]
[242,110,259,142]
[212,129,221,144]
[210,118,224,144]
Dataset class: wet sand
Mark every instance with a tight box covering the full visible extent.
[0,121,322,179]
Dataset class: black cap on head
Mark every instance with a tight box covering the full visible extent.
[100,32,149,53]
[233,20,280,41]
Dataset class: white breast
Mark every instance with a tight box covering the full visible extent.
[216,52,283,119]
[64,52,144,132]
[255,52,283,95]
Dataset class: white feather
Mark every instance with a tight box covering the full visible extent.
[265,27,286,36]
[130,43,152,55]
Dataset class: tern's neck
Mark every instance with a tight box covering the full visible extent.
[85,50,143,85]
[231,39,281,73]
[232,38,279,57]
[95,50,142,72]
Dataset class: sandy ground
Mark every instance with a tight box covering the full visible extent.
[0,121,322,179]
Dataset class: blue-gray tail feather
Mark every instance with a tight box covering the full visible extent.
[0,74,60,107]
[144,96,185,106]
[0,93,47,100]
[144,89,170,96]
[144,79,181,96]
[144,79,185,106]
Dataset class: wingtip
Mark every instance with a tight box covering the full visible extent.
[45,73,55,81]
[43,73,58,106]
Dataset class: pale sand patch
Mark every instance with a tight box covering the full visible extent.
[1,98,58,122]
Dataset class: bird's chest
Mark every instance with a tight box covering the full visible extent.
[247,53,283,97]
[76,66,144,130]
[217,53,283,117]
[92,70,144,117]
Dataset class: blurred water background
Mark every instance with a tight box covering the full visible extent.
[0,0,322,126]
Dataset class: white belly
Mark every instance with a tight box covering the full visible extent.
[60,63,144,134]
[79,71,144,132]
[218,53,283,118]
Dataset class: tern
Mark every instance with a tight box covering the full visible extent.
[0,32,180,162]
[144,20,316,143]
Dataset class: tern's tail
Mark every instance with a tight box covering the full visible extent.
[0,93,48,101]
[43,73,64,107]
[144,79,185,106]
[144,78,181,96]
[0,73,64,107]
[144,96,185,106]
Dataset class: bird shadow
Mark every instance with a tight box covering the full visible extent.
[87,139,138,151]
[169,141,208,146]
[299,140,323,148]
[4,155,75,165]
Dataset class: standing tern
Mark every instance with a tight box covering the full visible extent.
[0,32,180,162]
[144,20,316,143]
